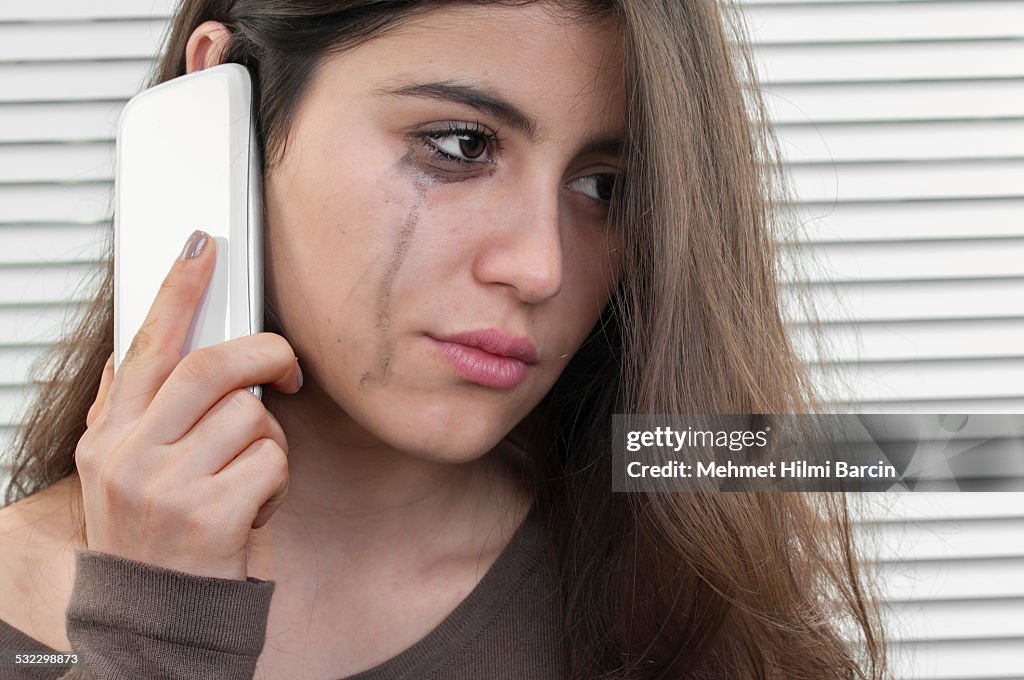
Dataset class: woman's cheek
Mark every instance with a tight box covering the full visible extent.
[320,163,443,390]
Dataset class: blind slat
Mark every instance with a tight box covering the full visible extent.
[0,20,166,61]
[766,81,1024,123]
[0,385,35,426]
[756,41,1024,84]
[0,60,151,103]
[0,304,86,346]
[851,398,1024,414]
[0,346,46,388]
[785,279,1024,322]
[0,1,174,22]
[868,518,1024,562]
[787,159,1024,203]
[857,494,1024,521]
[790,199,1024,243]
[0,263,102,305]
[876,558,1024,601]
[789,238,1024,282]
[883,599,1024,642]
[0,223,109,264]
[0,101,125,144]
[0,143,114,184]
[0,184,113,223]
[792,319,1024,362]
[812,358,1024,401]
[778,120,1024,163]
[743,2,1024,43]
[887,638,1024,680]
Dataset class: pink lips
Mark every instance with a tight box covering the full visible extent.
[429,329,538,389]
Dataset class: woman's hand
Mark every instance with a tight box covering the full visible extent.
[76,230,303,581]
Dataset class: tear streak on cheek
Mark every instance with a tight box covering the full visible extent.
[358,158,439,391]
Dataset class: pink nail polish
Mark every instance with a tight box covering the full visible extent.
[180,230,208,260]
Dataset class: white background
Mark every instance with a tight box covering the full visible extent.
[0,1,1022,678]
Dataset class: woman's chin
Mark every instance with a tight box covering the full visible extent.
[396,428,509,464]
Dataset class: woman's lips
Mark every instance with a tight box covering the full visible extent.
[428,329,537,389]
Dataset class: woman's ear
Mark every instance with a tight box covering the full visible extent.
[185,21,232,74]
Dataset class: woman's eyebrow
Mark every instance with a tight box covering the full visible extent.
[375,80,540,141]
[578,137,623,160]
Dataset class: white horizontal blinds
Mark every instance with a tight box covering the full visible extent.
[747,1,1024,678]
[855,493,1024,679]
[748,0,1024,413]
[0,1,176,21]
[1,2,1023,678]
[0,2,173,468]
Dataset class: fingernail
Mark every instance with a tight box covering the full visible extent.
[296,357,304,390]
[180,230,209,260]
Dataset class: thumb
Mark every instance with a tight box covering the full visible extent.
[252,475,289,530]
[86,352,116,429]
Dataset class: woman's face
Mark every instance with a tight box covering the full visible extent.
[264,3,625,461]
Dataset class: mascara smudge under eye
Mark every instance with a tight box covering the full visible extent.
[403,134,498,184]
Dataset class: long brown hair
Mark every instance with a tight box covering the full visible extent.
[5,1,887,678]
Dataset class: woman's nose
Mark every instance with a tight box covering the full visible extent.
[472,183,564,304]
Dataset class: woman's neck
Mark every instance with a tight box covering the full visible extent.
[251,377,534,584]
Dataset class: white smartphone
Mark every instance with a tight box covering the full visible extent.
[113,63,264,399]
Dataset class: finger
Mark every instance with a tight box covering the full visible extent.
[171,388,289,477]
[106,230,216,422]
[86,352,116,429]
[213,437,289,529]
[134,332,302,446]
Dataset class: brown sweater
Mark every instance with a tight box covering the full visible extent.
[0,503,567,679]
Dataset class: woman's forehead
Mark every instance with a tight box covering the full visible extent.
[309,2,626,137]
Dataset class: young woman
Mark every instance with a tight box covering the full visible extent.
[0,1,888,678]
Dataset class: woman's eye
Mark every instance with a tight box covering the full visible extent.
[423,126,495,165]
[567,173,617,203]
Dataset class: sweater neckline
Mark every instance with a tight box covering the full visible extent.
[0,501,546,680]
[341,499,545,680]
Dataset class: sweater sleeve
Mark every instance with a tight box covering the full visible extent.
[56,550,274,680]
